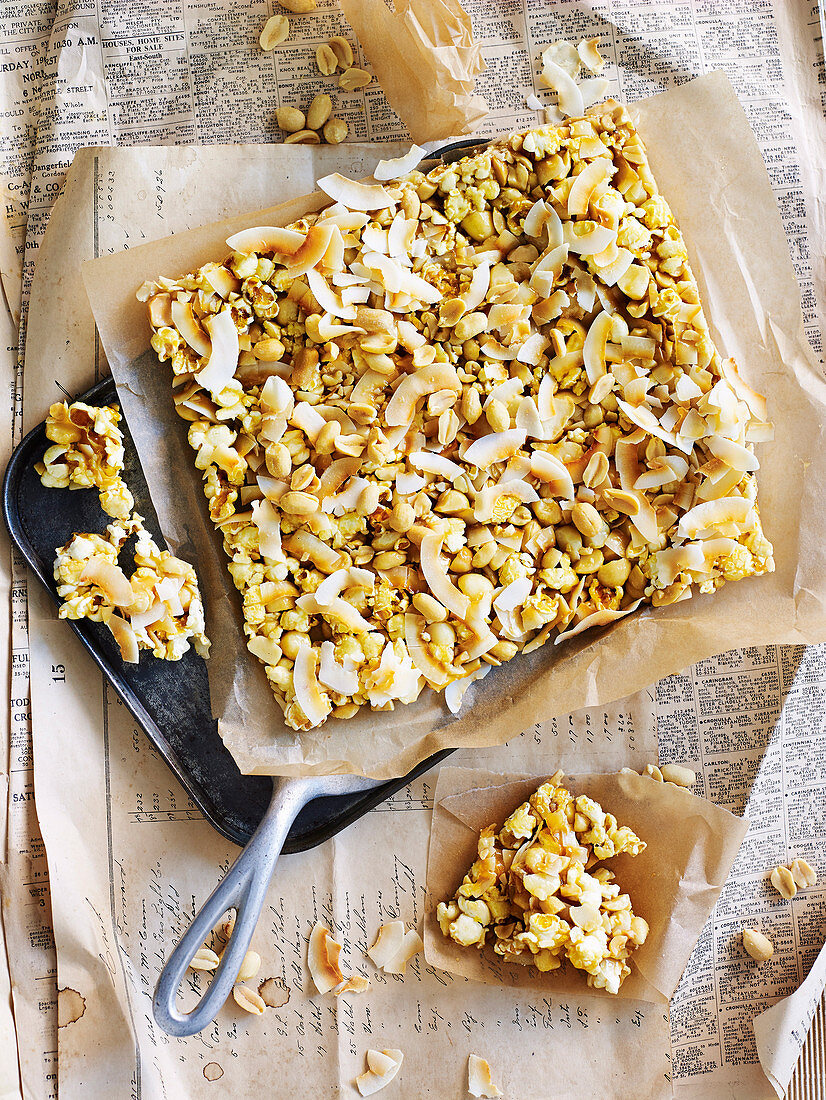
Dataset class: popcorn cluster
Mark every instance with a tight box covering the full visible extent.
[54,515,210,662]
[36,401,134,520]
[142,105,773,732]
[437,774,649,994]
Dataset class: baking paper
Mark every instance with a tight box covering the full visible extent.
[424,767,749,1004]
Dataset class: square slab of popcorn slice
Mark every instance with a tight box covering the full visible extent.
[142,104,774,731]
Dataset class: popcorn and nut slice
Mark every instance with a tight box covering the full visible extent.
[36,401,134,520]
[144,108,774,732]
[54,515,210,662]
[355,1049,404,1097]
[468,1054,502,1099]
[437,774,648,993]
[742,928,773,964]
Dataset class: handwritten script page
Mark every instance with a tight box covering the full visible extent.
[2,0,826,1097]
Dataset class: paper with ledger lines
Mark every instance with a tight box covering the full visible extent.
[2,0,826,1097]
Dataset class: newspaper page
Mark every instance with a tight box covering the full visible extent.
[2,0,826,1097]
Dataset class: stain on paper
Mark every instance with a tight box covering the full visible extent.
[203,1062,224,1082]
[258,977,290,1008]
[57,988,86,1027]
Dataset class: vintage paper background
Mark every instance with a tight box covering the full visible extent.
[3,0,826,1097]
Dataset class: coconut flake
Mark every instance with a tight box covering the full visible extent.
[409,451,464,480]
[595,246,634,286]
[577,38,605,73]
[514,395,544,437]
[468,1055,503,1099]
[356,1051,404,1096]
[171,299,211,357]
[130,599,166,633]
[323,476,370,516]
[493,576,532,614]
[318,640,359,695]
[308,921,345,994]
[306,268,355,320]
[318,173,395,212]
[555,600,642,644]
[284,223,336,277]
[526,93,543,110]
[296,594,373,635]
[196,310,239,396]
[395,471,426,495]
[80,557,134,607]
[563,221,617,256]
[474,479,539,522]
[582,310,612,384]
[382,928,423,975]
[529,451,575,499]
[463,429,527,469]
[567,158,614,218]
[719,357,767,421]
[367,921,406,969]
[373,145,426,181]
[677,496,753,539]
[463,261,491,311]
[314,567,374,607]
[335,976,371,996]
[384,364,461,426]
[107,615,139,663]
[226,225,305,255]
[292,647,331,729]
[419,533,471,620]
[404,613,450,688]
[705,435,759,473]
[579,76,610,109]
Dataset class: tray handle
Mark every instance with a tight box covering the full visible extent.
[153,775,317,1036]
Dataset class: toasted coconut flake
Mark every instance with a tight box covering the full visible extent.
[514,395,544,436]
[595,246,634,286]
[464,429,527,469]
[171,299,211,357]
[474,479,538,522]
[617,398,679,449]
[530,451,575,499]
[706,435,759,473]
[526,93,543,110]
[567,158,613,218]
[196,310,239,396]
[314,567,374,606]
[563,220,617,257]
[317,456,361,498]
[582,309,612,384]
[291,400,327,443]
[251,499,283,560]
[409,451,464,480]
[385,364,461,426]
[494,577,532,614]
[293,648,331,729]
[445,663,491,714]
[541,40,581,78]
[529,244,567,295]
[614,438,641,491]
[80,557,134,607]
[373,145,426,181]
[308,922,345,994]
[318,173,395,212]
[654,538,740,585]
[226,225,305,255]
[677,496,753,539]
[367,921,406,969]
[306,268,354,320]
[356,1050,404,1096]
[468,1055,502,1098]
[297,593,373,634]
[628,491,660,542]
[107,615,139,663]
[555,600,642,644]
[420,533,471,620]
[335,975,371,995]
[318,640,359,695]
[541,59,585,116]
[463,261,491,311]
[579,76,610,109]
[578,38,605,73]
[404,613,450,688]
[284,223,335,276]
[382,929,423,975]
[130,600,166,632]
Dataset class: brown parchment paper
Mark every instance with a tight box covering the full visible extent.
[339,0,488,143]
[82,72,826,779]
[424,767,749,1004]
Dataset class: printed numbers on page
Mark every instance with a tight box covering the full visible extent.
[51,663,65,682]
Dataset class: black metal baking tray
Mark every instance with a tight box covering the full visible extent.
[4,377,451,850]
